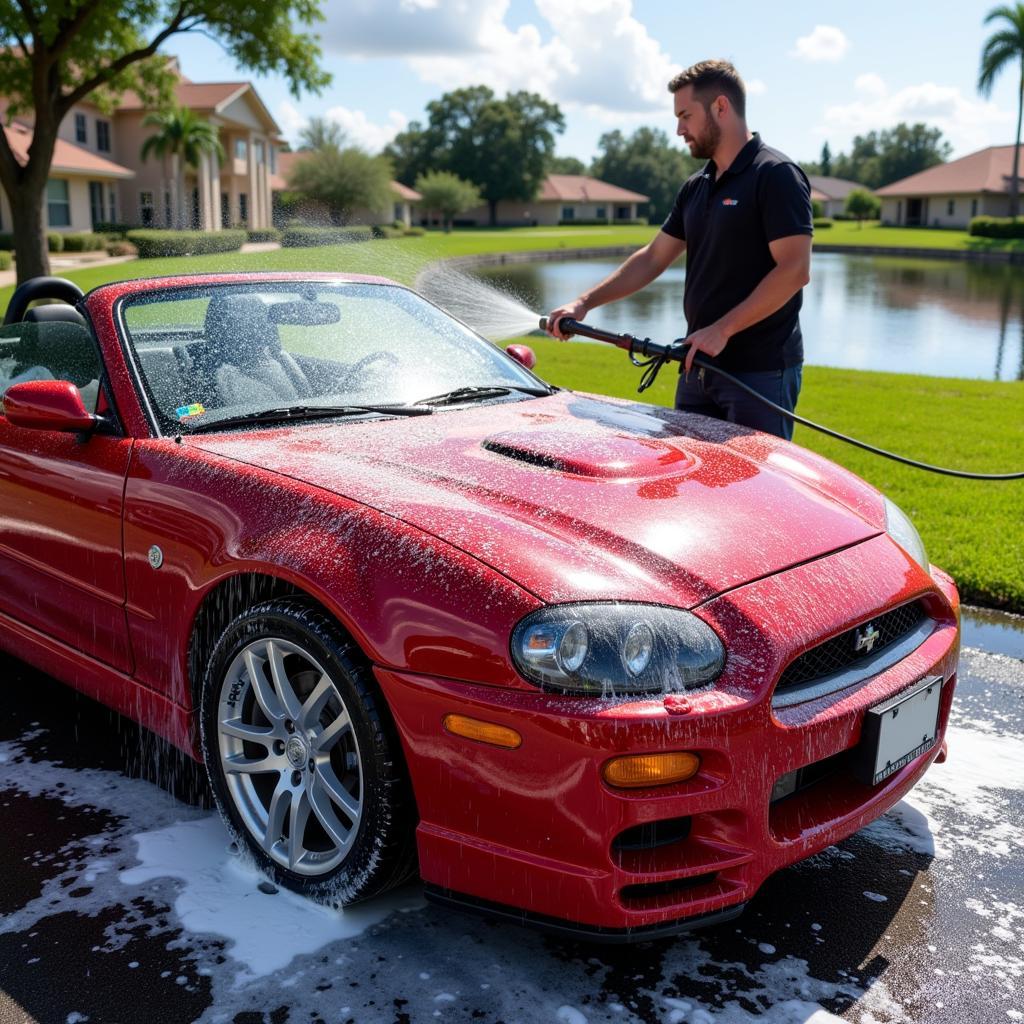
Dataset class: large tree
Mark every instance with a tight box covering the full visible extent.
[383,86,564,225]
[0,1,329,282]
[590,126,701,223]
[413,170,480,232]
[288,146,394,224]
[979,3,1024,218]
[832,123,950,189]
[140,104,223,228]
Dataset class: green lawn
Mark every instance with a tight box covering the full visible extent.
[5,225,1022,610]
[815,219,1024,252]
[516,336,1024,613]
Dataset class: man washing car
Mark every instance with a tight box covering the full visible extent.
[545,60,813,439]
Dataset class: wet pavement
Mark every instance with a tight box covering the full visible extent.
[1,608,1022,1024]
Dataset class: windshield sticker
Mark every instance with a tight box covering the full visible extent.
[176,403,206,420]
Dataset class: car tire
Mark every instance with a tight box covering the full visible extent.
[199,597,417,906]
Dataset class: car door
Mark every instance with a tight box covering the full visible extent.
[0,320,134,672]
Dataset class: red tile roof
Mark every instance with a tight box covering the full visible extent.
[3,123,134,179]
[876,146,1020,197]
[539,175,648,203]
[807,175,862,200]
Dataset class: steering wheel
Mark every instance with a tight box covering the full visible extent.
[3,277,85,325]
[336,350,400,390]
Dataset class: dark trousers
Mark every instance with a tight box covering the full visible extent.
[674,365,803,440]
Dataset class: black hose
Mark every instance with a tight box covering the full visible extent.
[541,316,1024,481]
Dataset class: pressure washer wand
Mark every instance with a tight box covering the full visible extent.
[537,316,1024,480]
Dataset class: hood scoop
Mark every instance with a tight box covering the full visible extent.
[482,429,699,480]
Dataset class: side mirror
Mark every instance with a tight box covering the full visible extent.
[3,379,96,432]
[505,344,536,370]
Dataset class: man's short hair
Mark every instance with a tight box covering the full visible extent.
[668,60,746,119]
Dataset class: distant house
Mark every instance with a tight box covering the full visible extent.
[450,175,649,227]
[875,146,1021,228]
[271,150,422,226]
[0,59,283,232]
[806,175,862,218]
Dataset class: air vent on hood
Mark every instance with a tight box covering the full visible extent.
[482,429,698,480]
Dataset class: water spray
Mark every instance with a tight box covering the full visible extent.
[540,316,1024,482]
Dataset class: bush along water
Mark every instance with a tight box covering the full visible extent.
[969,216,1024,239]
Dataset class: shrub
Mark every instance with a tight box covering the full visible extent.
[245,228,281,243]
[372,225,404,239]
[0,251,11,271]
[281,225,375,247]
[403,225,425,236]
[968,216,1024,239]
[813,218,834,229]
[106,240,138,257]
[94,221,137,238]
[811,199,824,219]
[47,232,64,253]
[62,232,107,252]
[125,229,247,258]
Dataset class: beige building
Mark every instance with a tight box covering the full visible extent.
[451,175,648,227]
[807,175,862,218]
[876,145,1021,228]
[1,63,282,233]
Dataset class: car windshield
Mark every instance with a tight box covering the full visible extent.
[119,282,547,432]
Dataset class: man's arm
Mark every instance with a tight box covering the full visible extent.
[545,230,686,339]
[681,233,811,373]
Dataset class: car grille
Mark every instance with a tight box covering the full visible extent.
[775,601,929,695]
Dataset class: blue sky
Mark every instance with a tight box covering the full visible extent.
[169,0,1022,168]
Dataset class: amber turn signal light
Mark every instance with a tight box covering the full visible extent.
[443,714,522,749]
[603,751,701,789]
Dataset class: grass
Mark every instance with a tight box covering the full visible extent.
[814,219,1024,253]
[5,224,1022,610]
[515,336,1024,612]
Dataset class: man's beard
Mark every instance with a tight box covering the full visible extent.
[688,115,721,160]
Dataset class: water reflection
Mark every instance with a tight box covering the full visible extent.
[475,254,1024,380]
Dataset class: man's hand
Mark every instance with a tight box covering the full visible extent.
[683,321,731,374]
[544,298,589,341]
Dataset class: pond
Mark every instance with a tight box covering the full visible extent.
[473,252,1024,381]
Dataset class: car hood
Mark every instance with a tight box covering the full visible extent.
[190,393,884,606]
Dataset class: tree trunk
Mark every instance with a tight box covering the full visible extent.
[10,179,51,283]
[488,198,498,226]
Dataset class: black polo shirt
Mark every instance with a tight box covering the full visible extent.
[662,134,812,372]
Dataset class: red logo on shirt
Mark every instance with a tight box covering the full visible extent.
[722,198,739,206]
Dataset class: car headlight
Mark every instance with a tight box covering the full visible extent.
[884,496,929,572]
[511,603,725,696]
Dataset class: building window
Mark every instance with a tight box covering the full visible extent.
[394,202,404,222]
[947,199,955,216]
[89,181,105,226]
[235,138,248,160]
[596,207,606,219]
[108,186,117,222]
[96,119,111,152]
[75,113,87,144]
[140,190,154,226]
[616,205,630,220]
[972,198,978,217]
[254,141,265,165]
[164,189,172,226]
[46,179,71,227]
[221,192,230,228]
[561,206,575,220]
[238,193,248,225]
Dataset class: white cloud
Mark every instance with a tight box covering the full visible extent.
[790,25,849,62]
[822,76,1013,155]
[319,0,678,119]
[275,100,408,154]
[746,79,767,96]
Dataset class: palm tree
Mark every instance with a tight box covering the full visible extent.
[979,3,1024,219]
[141,106,225,228]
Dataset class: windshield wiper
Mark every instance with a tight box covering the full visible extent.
[416,384,553,407]
[188,402,433,433]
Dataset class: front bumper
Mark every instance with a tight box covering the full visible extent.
[375,534,960,938]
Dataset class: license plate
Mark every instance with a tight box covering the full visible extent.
[853,675,943,786]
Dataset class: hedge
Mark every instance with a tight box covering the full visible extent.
[0,251,10,271]
[47,232,64,253]
[93,221,138,238]
[62,232,107,252]
[968,216,1024,239]
[281,225,374,247]
[126,229,247,258]
[246,228,281,243]
[557,218,649,226]
[813,218,834,229]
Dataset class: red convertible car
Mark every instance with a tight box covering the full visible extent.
[0,272,959,940]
